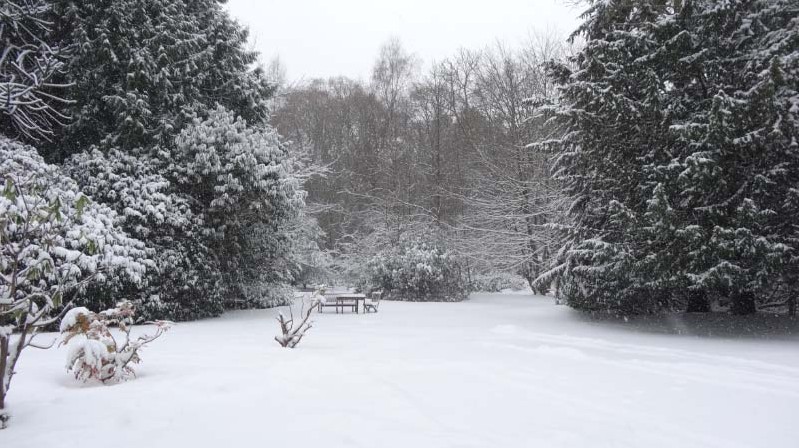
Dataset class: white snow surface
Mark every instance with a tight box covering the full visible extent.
[4,293,798,448]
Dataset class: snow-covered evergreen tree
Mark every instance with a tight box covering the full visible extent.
[538,0,798,314]
[666,0,799,314]
[14,0,305,319]
[533,0,674,313]
[45,0,273,158]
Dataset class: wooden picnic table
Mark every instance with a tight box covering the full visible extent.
[319,293,367,314]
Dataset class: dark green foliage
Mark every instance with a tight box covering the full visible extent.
[685,290,710,313]
[65,148,225,320]
[43,0,274,160]
[168,107,303,309]
[538,0,799,315]
[10,0,304,320]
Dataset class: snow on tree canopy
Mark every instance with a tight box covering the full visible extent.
[535,0,799,314]
[43,0,274,155]
[168,106,305,309]
[64,148,225,320]
[0,137,152,301]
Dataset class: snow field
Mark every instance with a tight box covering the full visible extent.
[4,293,798,448]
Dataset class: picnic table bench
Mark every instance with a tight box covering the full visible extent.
[317,293,365,313]
[316,291,382,314]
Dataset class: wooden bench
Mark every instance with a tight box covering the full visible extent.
[364,290,382,313]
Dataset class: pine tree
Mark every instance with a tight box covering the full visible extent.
[44,0,273,159]
[539,0,799,315]
[536,0,676,313]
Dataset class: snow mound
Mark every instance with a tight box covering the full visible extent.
[59,307,91,332]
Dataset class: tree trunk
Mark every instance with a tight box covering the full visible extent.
[0,333,8,429]
[554,277,561,302]
[525,274,538,295]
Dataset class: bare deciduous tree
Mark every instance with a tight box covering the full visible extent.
[271,35,571,290]
[274,298,318,348]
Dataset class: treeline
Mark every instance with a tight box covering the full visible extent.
[273,36,567,294]
[275,0,799,316]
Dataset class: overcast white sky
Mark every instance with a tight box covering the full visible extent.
[224,0,583,82]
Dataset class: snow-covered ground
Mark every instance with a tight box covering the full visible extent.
[4,293,798,448]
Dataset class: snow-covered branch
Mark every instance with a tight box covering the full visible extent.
[274,297,318,348]
[0,0,72,141]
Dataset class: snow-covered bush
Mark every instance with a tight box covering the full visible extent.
[63,108,306,321]
[65,149,224,320]
[60,301,171,383]
[0,138,150,426]
[368,239,467,302]
[170,106,303,239]
[236,282,294,310]
[470,272,529,293]
[169,107,305,308]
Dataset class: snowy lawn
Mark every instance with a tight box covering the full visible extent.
[4,293,799,448]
